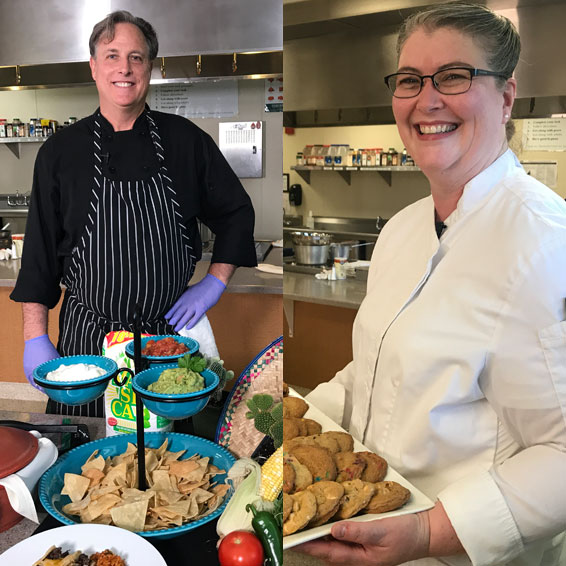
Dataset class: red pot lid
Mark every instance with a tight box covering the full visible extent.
[0,426,39,479]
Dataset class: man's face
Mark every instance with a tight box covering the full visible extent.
[89,22,152,116]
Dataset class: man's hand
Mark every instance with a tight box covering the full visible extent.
[165,273,226,332]
[23,335,60,390]
[295,512,430,566]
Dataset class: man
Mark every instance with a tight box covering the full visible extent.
[10,11,256,415]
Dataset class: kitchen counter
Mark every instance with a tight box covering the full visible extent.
[0,247,283,294]
[283,269,366,309]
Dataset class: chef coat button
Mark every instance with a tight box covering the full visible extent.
[106,135,112,141]
[143,165,149,171]
[109,166,116,174]
[140,131,146,136]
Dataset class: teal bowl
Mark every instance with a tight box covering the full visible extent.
[132,365,219,419]
[125,335,199,365]
[39,432,235,540]
[33,356,130,406]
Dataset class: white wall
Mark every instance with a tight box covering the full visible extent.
[283,121,566,222]
[0,79,282,240]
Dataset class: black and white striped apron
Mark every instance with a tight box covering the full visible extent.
[48,110,197,416]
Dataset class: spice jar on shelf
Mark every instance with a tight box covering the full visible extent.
[335,144,349,166]
[303,145,313,165]
[323,145,333,166]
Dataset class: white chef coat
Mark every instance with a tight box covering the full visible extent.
[306,150,566,566]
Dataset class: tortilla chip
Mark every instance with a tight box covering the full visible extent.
[168,459,200,478]
[110,499,149,532]
[62,473,91,502]
[81,454,106,474]
[82,468,105,487]
[81,493,122,522]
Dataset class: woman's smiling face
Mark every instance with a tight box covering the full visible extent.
[392,27,515,184]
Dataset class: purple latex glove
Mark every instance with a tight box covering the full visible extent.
[165,273,226,332]
[23,334,60,390]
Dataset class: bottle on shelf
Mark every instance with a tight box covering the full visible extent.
[296,152,304,166]
[335,144,349,166]
[303,145,314,166]
[306,210,315,229]
[323,145,333,166]
[401,147,408,166]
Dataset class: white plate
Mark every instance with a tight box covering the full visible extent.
[0,524,167,565]
[283,389,434,550]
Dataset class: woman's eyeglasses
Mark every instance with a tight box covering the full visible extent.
[384,67,509,98]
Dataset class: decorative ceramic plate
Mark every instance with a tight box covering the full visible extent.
[215,336,283,458]
[0,524,167,565]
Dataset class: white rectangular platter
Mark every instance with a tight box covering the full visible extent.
[283,389,434,550]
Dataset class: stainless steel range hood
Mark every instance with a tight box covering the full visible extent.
[283,0,566,126]
[0,0,282,89]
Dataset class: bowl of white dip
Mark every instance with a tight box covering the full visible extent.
[33,356,132,406]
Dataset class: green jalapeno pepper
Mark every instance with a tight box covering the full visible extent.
[246,503,283,566]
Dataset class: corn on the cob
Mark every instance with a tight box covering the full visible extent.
[260,446,283,501]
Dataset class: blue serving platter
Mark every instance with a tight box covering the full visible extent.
[39,432,235,540]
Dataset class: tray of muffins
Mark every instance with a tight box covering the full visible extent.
[282,385,434,550]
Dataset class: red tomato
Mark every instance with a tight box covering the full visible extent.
[218,531,264,566]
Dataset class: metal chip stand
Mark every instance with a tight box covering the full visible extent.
[133,304,147,491]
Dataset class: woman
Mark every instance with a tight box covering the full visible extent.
[299,3,566,565]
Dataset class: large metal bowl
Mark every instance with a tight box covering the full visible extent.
[290,231,332,245]
[294,244,330,265]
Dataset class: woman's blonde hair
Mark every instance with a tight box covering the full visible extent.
[397,2,521,87]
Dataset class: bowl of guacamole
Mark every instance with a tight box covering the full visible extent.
[133,364,219,420]
[148,368,205,394]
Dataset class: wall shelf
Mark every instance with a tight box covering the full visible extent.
[290,164,421,186]
[0,137,46,158]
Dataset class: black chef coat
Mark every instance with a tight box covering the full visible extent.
[11,108,257,309]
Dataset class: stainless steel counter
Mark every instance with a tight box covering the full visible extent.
[0,248,283,294]
[283,270,366,309]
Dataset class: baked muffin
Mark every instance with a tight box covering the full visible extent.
[334,452,367,482]
[283,418,303,441]
[283,492,293,522]
[358,452,388,483]
[306,481,345,527]
[283,490,317,536]
[310,433,341,454]
[302,418,322,436]
[283,462,296,494]
[323,431,354,452]
[290,444,337,482]
[283,396,309,419]
[334,479,376,520]
[284,453,313,492]
[363,481,411,514]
